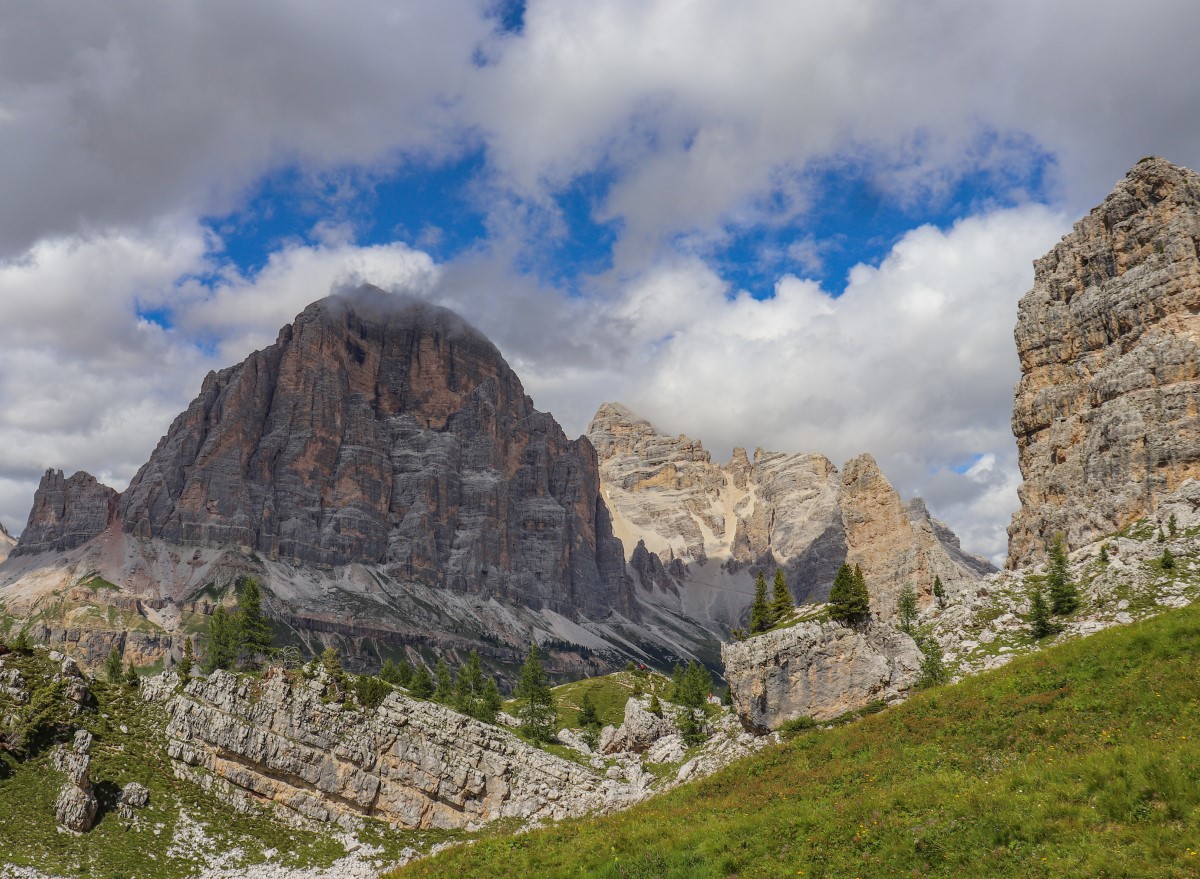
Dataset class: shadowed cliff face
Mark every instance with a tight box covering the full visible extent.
[11,470,118,556]
[111,286,631,619]
[1009,158,1200,567]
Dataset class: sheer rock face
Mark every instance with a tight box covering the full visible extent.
[590,404,994,625]
[12,470,118,557]
[722,621,921,730]
[115,287,631,619]
[1009,158,1200,568]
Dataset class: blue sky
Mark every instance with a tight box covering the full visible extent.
[3,0,1200,563]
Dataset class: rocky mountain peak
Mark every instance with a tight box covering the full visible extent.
[12,469,118,557]
[590,404,994,627]
[1008,157,1200,566]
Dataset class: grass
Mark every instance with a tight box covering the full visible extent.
[507,669,672,730]
[394,603,1200,879]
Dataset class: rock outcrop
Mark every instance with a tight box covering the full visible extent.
[722,621,922,730]
[598,697,676,754]
[1009,157,1200,567]
[53,729,98,833]
[590,404,993,626]
[164,667,626,830]
[11,470,117,557]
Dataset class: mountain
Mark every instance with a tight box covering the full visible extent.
[0,288,720,676]
[587,403,994,627]
[1009,157,1200,566]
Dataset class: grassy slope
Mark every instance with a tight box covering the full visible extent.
[396,604,1200,879]
[507,669,673,730]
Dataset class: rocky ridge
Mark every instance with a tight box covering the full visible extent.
[589,403,994,627]
[10,470,118,557]
[1009,157,1200,567]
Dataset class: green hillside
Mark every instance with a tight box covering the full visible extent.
[395,603,1200,879]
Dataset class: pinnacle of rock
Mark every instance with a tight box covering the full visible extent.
[1008,157,1200,566]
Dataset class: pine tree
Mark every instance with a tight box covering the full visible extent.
[933,575,946,608]
[235,577,274,667]
[828,563,870,624]
[178,637,195,681]
[1099,543,1109,564]
[748,571,771,633]
[433,658,454,703]
[647,693,663,717]
[915,636,947,688]
[321,646,348,697]
[202,606,237,673]
[577,690,600,728]
[514,643,557,743]
[770,569,793,625]
[408,663,434,698]
[1162,547,1176,570]
[380,658,413,688]
[897,584,918,634]
[1029,584,1056,640]
[478,678,502,724]
[1047,535,1079,615]
[1169,513,1178,536]
[124,662,140,687]
[105,646,124,684]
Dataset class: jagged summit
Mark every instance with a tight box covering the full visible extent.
[1009,157,1200,566]
[588,402,994,626]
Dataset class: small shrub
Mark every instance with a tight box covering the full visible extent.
[354,675,391,710]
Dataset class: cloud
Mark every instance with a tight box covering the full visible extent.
[488,204,1070,565]
[0,0,490,257]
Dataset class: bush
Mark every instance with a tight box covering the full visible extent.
[354,675,392,709]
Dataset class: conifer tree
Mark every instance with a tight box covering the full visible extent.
[105,646,124,684]
[478,678,502,724]
[1047,535,1079,615]
[408,663,434,698]
[124,662,140,687]
[202,605,237,673]
[236,577,274,667]
[179,637,195,681]
[933,575,946,608]
[1162,546,1176,570]
[454,651,486,712]
[1099,543,1109,564]
[915,636,947,687]
[514,643,556,743]
[770,569,793,625]
[647,693,663,717]
[1169,513,1178,536]
[749,571,772,633]
[433,658,454,703]
[380,658,413,687]
[1029,584,1056,640]
[897,584,919,634]
[828,563,870,624]
[577,690,600,728]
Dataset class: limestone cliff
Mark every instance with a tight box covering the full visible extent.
[118,287,630,620]
[589,404,994,626]
[1009,157,1200,567]
[11,470,118,557]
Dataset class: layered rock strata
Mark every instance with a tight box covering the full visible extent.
[590,404,993,625]
[164,667,626,830]
[722,621,922,730]
[1009,157,1200,566]
[11,470,117,557]
[118,287,630,619]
